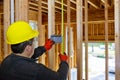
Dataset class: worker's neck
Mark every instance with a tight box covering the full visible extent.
[15,52,31,58]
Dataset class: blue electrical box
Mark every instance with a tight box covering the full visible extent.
[50,35,62,43]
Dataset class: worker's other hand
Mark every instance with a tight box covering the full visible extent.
[44,39,55,50]
[59,52,68,62]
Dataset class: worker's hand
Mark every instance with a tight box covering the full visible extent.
[44,39,55,50]
[59,52,68,62]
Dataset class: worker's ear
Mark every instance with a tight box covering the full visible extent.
[25,45,32,52]
[24,45,34,57]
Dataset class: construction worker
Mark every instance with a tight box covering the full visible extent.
[0,21,69,80]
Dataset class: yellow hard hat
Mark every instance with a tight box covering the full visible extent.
[6,21,39,44]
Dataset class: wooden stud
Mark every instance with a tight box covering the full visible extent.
[85,0,88,80]
[37,0,45,64]
[114,0,120,80]
[104,0,109,80]
[73,24,77,68]
[96,24,98,36]
[3,0,10,58]
[92,24,94,36]
[38,25,46,64]
[76,0,83,80]
[67,0,71,80]
[55,0,76,11]
[0,14,2,62]
[55,24,59,70]
[15,0,29,21]
[48,0,56,70]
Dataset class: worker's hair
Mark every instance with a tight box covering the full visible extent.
[11,38,34,53]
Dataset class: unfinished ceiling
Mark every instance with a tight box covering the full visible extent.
[0,0,114,21]
[29,0,114,14]
[0,0,114,13]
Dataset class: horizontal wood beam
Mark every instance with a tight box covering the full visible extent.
[29,6,48,13]
[29,1,66,12]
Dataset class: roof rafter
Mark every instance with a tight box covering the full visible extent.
[70,0,76,4]
[55,0,76,11]
[101,0,111,7]
[29,1,67,12]
[88,0,100,9]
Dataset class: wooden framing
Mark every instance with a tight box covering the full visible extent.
[104,0,109,80]
[15,0,29,21]
[3,0,10,58]
[76,0,83,80]
[37,0,45,64]
[0,14,2,62]
[42,8,114,24]
[55,0,76,11]
[85,0,88,80]
[0,0,118,80]
[115,0,120,80]
[87,0,100,9]
[55,24,59,69]
[48,0,56,70]
[38,25,46,64]
[67,0,71,80]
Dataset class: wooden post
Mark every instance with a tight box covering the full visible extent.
[3,0,10,58]
[115,0,120,80]
[0,14,2,62]
[48,0,56,70]
[85,0,88,80]
[37,0,46,64]
[76,0,83,80]
[74,24,77,68]
[55,24,59,69]
[104,0,109,80]
[67,0,71,80]
[15,0,29,22]
[38,25,46,64]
